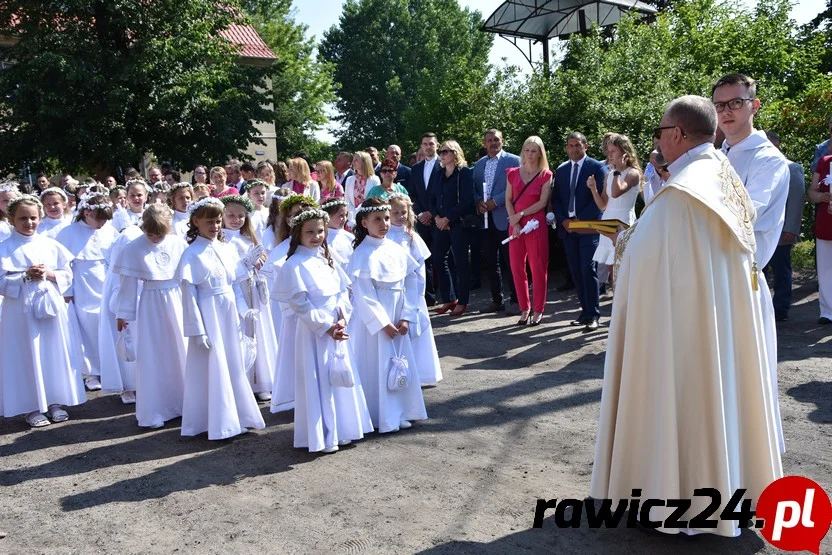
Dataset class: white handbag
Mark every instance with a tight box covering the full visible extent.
[386,336,410,392]
[28,281,61,320]
[116,327,137,362]
[328,340,355,388]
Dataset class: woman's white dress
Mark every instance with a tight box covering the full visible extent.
[176,236,266,439]
[593,167,639,265]
[262,238,294,413]
[346,236,428,432]
[173,210,190,238]
[113,234,188,428]
[57,221,120,378]
[0,231,86,416]
[275,245,374,451]
[98,226,143,393]
[112,207,144,232]
[37,215,71,239]
[224,229,278,397]
[326,228,354,269]
[387,225,442,384]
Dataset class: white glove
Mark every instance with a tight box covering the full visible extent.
[243,308,260,325]
[243,245,265,270]
[196,335,211,350]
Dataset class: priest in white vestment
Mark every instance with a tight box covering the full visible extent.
[713,73,790,453]
[590,95,782,538]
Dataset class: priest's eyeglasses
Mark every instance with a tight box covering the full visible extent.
[713,98,754,112]
[653,125,686,140]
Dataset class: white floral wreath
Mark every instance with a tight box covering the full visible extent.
[77,193,111,212]
[385,192,410,203]
[7,194,42,215]
[0,181,20,194]
[355,204,391,214]
[272,190,296,203]
[290,208,330,228]
[39,187,69,202]
[188,196,224,215]
[320,197,348,209]
[168,182,193,196]
[125,178,149,192]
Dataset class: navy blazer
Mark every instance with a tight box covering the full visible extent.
[430,166,475,226]
[552,157,609,238]
[376,163,412,190]
[472,151,521,231]
[407,159,441,216]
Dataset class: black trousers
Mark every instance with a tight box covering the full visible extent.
[481,217,517,305]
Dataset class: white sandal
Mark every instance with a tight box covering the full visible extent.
[26,411,51,427]
[47,405,69,423]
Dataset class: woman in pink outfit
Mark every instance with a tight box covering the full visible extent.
[505,136,553,327]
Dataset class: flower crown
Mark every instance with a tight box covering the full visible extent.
[167,182,193,198]
[7,194,42,215]
[109,185,126,193]
[87,184,110,196]
[320,197,348,210]
[40,187,68,202]
[356,203,391,215]
[150,180,169,193]
[280,194,318,214]
[125,178,149,191]
[386,192,410,203]
[188,196,224,215]
[0,181,21,194]
[245,179,268,190]
[220,194,255,213]
[290,208,330,228]
[77,193,111,212]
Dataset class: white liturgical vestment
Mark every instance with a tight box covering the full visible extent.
[590,144,782,538]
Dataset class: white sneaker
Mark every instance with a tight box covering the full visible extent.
[338,439,352,446]
[84,376,102,391]
[255,391,272,401]
[120,391,136,404]
[322,445,339,453]
[399,420,412,429]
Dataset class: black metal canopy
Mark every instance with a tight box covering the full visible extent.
[481,0,657,69]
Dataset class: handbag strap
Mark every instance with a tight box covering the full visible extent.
[512,170,542,205]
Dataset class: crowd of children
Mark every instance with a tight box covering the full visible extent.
[0,177,442,453]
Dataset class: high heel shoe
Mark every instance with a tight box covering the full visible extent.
[435,300,458,314]
[517,312,530,326]
[529,313,543,327]
[450,304,467,316]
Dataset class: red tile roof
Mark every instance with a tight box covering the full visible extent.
[221,23,276,60]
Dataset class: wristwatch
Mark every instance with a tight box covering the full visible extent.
[520,211,525,217]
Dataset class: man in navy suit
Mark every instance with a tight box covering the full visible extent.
[473,129,521,314]
[407,132,442,305]
[376,144,412,190]
[552,132,609,330]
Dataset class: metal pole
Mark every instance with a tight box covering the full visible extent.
[542,37,550,77]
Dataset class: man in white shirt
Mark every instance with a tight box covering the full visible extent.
[713,73,789,454]
[334,151,353,185]
[406,132,442,305]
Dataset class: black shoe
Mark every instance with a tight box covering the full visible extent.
[480,302,505,313]
[819,317,832,325]
[517,313,530,326]
[570,318,587,326]
[557,282,575,292]
[584,318,599,331]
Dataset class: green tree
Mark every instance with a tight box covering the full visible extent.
[242,0,336,159]
[0,0,274,175]
[319,0,493,157]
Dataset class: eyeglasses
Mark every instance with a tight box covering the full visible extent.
[380,168,396,173]
[194,170,206,175]
[660,164,669,173]
[438,149,452,155]
[713,98,753,113]
[653,125,686,140]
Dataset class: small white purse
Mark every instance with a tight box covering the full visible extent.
[328,340,355,388]
[386,336,410,392]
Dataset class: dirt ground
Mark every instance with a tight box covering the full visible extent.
[1,274,830,555]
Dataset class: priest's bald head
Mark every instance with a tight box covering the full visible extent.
[655,95,718,165]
